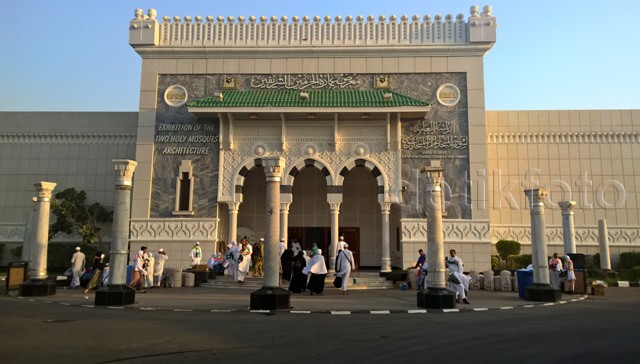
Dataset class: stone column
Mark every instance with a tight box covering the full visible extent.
[524,188,560,302]
[20,182,58,297]
[598,219,611,270]
[558,201,577,254]
[251,157,290,310]
[228,202,240,243]
[95,160,137,306]
[380,202,392,273]
[21,208,35,263]
[328,202,340,273]
[280,202,290,248]
[417,161,455,309]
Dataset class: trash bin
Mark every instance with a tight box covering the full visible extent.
[6,261,28,290]
[126,265,133,285]
[516,269,534,298]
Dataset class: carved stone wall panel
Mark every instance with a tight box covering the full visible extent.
[490,225,640,246]
[400,219,490,243]
[130,219,218,241]
[287,126,333,142]
[0,225,25,242]
[338,126,387,142]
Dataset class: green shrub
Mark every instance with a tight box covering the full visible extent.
[622,266,640,282]
[619,252,640,271]
[507,254,532,270]
[496,240,521,261]
[10,245,22,258]
[585,254,600,270]
[491,255,500,270]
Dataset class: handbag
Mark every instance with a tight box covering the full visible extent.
[448,273,461,285]
[559,270,568,277]
[333,276,343,288]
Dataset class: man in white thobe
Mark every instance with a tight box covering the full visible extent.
[153,249,169,287]
[336,243,356,294]
[70,247,85,288]
[337,236,347,251]
[447,249,470,304]
[548,253,563,289]
[236,240,252,283]
[291,239,302,256]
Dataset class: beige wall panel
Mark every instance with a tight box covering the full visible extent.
[366,58,383,73]
[136,126,156,145]
[398,57,415,73]
[271,58,287,73]
[255,58,271,73]
[431,57,447,72]
[318,58,335,73]
[350,58,366,73]
[238,59,256,73]
[139,91,157,109]
[193,59,206,74]
[206,59,224,73]
[223,58,240,73]
[335,58,351,73]
[140,60,159,92]
[286,58,303,73]
[302,58,319,73]
[414,57,431,72]
[149,58,177,74]
[382,57,399,73]
[176,59,193,74]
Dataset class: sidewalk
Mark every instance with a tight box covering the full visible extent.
[9,285,589,314]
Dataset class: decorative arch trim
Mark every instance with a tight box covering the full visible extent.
[335,157,388,195]
[282,157,335,187]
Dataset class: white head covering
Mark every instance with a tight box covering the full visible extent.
[137,250,144,256]
[259,238,264,241]
[564,255,571,261]
[302,249,328,275]
[339,236,344,241]
[195,241,200,245]
[75,247,81,251]
[159,248,164,252]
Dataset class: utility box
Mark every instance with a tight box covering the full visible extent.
[6,261,28,290]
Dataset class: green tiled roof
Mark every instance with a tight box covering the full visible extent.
[187,90,429,108]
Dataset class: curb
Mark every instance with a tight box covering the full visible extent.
[612,281,640,287]
[11,294,589,315]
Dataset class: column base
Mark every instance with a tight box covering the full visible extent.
[19,279,57,296]
[525,284,561,302]
[94,285,136,306]
[417,287,456,309]
[250,287,291,310]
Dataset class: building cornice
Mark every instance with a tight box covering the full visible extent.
[0,133,136,144]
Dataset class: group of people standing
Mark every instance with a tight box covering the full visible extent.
[413,248,470,304]
[129,246,169,292]
[224,238,255,283]
[549,253,577,294]
[69,246,107,295]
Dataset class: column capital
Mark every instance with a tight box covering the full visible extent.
[380,202,392,213]
[558,200,577,214]
[34,182,57,201]
[524,188,548,208]
[329,202,341,212]
[420,160,444,187]
[262,157,286,181]
[113,159,138,189]
[280,202,291,212]
[227,202,241,212]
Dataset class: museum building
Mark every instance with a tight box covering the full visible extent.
[1,5,639,271]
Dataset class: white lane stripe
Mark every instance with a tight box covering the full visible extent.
[570,299,578,302]
[41,301,52,303]
[290,311,311,314]
[370,310,390,315]
[210,309,232,313]
[81,305,94,308]
[408,309,427,314]
[250,310,270,313]
[442,309,459,313]
[331,311,351,315]
[473,308,489,311]
[524,305,535,308]
[542,303,555,306]
[173,309,193,312]
[139,307,157,311]
[500,306,514,310]
[559,301,567,304]
[59,303,71,306]
[108,306,124,309]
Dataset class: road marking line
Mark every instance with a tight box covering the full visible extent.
[139,307,157,311]
[524,305,535,308]
[108,306,124,309]
[41,301,52,303]
[542,303,555,306]
[500,306,514,310]
[331,311,351,315]
[559,301,567,304]
[370,310,390,314]
[250,310,271,313]
[407,309,427,314]
[28,299,36,302]
[290,310,311,314]
[173,309,193,312]
[473,308,489,311]
[442,309,459,313]
[59,303,71,306]
[210,309,232,313]
[81,305,94,308]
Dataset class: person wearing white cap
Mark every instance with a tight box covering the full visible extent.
[303,248,328,295]
[236,239,252,283]
[189,241,202,266]
[279,238,285,257]
[337,236,347,251]
[129,250,147,291]
[70,247,86,288]
[153,249,169,288]
[335,243,356,295]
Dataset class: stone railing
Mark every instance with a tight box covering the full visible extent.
[487,132,640,144]
[130,5,497,47]
[490,225,640,246]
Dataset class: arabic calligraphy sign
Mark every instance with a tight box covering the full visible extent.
[250,74,361,90]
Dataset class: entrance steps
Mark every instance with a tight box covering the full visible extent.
[200,271,395,290]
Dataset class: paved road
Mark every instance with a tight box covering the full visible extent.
[1,288,638,363]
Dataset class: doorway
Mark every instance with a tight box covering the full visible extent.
[288,226,360,267]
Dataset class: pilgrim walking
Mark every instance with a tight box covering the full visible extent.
[303,248,327,295]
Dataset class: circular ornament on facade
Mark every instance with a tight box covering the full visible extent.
[352,144,369,157]
[164,85,188,107]
[253,145,266,156]
[436,83,461,107]
[304,146,316,157]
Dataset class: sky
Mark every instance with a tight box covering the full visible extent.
[0,0,638,112]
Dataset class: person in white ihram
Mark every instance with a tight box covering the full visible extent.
[335,243,356,295]
[189,241,202,266]
[447,249,470,304]
[153,248,169,288]
[337,236,347,251]
[70,246,86,289]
